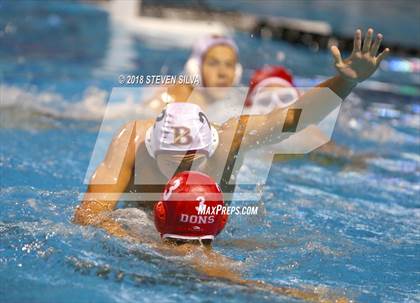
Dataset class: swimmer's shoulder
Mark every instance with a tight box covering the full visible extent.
[167,83,194,101]
[113,119,155,147]
[119,119,154,133]
[134,118,155,132]
[146,84,195,113]
[134,119,155,144]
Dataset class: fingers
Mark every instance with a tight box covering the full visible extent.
[370,33,383,56]
[376,48,390,65]
[330,45,343,65]
[353,29,362,53]
[362,28,373,53]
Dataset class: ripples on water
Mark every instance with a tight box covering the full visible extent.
[1,90,418,302]
[1,1,419,303]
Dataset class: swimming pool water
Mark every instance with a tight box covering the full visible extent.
[1,1,419,303]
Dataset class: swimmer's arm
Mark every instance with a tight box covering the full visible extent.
[188,247,349,303]
[191,248,244,281]
[224,80,347,151]
[197,260,350,302]
[73,121,138,236]
[234,279,350,303]
[316,75,357,100]
[153,242,349,302]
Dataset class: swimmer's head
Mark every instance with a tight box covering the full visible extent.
[145,102,219,178]
[245,65,300,114]
[201,44,237,88]
[184,35,243,90]
[154,171,228,243]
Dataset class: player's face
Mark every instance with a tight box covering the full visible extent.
[201,45,237,89]
[156,152,208,179]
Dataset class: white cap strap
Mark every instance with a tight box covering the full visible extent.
[162,234,215,240]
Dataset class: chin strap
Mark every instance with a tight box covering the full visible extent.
[208,126,219,157]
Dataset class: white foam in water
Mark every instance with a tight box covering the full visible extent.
[368,157,418,173]
[0,84,108,121]
[110,208,160,243]
[402,152,420,163]
[0,84,155,126]
[338,94,420,145]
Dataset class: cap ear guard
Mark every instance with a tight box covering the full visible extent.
[154,201,167,235]
[184,57,201,83]
[145,126,155,159]
[233,63,243,86]
[208,126,219,157]
[184,57,243,86]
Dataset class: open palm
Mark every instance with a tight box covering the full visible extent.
[331,28,390,83]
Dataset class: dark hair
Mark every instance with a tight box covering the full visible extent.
[171,151,207,176]
[164,237,212,247]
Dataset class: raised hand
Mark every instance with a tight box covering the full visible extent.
[330,28,390,83]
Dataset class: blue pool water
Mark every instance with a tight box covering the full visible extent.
[1,1,419,303]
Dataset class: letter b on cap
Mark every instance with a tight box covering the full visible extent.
[172,127,193,145]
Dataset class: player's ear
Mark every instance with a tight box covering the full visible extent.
[154,201,166,230]
[156,109,166,122]
[199,112,211,128]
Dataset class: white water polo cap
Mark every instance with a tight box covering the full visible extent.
[184,35,243,86]
[145,103,219,158]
